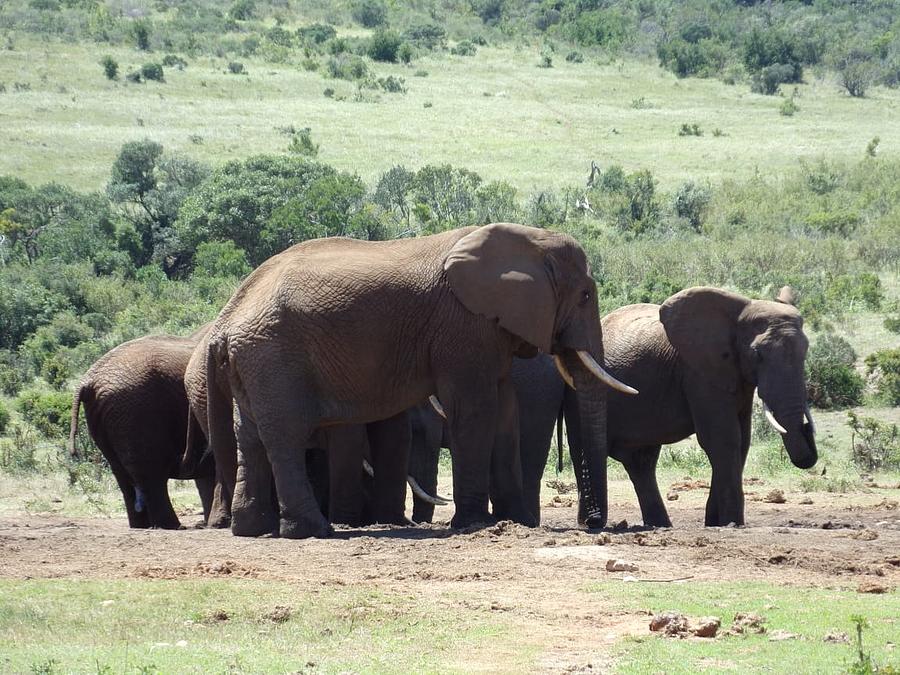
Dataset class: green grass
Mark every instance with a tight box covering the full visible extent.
[0,579,520,674]
[587,581,900,674]
[2,36,899,193]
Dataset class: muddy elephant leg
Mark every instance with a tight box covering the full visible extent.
[195,476,216,523]
[367,412,411,525]
[327,425,368,526]
[439,377,498,529]
[618,446,671,528]
[306,447,330,516]
[690,392,745,526]
[231,408,279,537]
[103,450,147,529]
[489,377,535,526]
[143,480,181,530]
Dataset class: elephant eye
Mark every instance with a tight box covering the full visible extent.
[579,289,591,306]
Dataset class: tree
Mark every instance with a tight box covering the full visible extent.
[368,29,402,62]
[836,49,878,98]
[373,166,415,231]
[412,164,483,232]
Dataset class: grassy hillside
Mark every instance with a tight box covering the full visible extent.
[1,36,898,192]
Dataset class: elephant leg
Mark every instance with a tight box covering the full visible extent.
[142,480,181,530]
[195,476,216,523]
[207,477,231,529]
[327,425,368,526]
[409,412,442,524]
[439,377,498,529]
[230,408,279,537]
[367,412,411,525]
[489,377,535,526]
[103,449,147,529]
[618,446,671,528]
[705,447,745,526]
[306,447,330,516]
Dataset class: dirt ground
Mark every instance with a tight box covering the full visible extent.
[2,481,898,671]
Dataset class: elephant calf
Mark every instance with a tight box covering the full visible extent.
[70,331,214,529]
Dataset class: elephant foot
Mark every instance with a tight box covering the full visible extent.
[206,512,231,529]
[412,505,435,524]
[492,503,537,528]
[231,505,278,537]
[280,511,333,539]
[643,516,673,528]
[450,510,497,530]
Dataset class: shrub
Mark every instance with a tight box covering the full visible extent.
[140,63,164,82]
[847,411,899,472]
[565,51,583,63]
[403,24,446,51]
[751,63,795,95]
[192,240,250,279]
[742,28,803,83]
[678,123,702,136]
[100,56,118,80]
[865,348,900,406]
[0,424,38,473]
[779,95,799,116]
[297,23,336,46]
[228,61,246,75]
[368,29,402,62]
[805,334,864,409]
[132,20,151,51]
[825,272,882,311]
[472,0,504,24]
[657,38,727,78]
[326,55,369,81]
[229,0,255,21]
[377,76,406,94]
[673,181,711,230]
[836,49,877,98]
[0,400,9,435]
[412,164,483,232]
[161,54,187,69]
[569,9,629,49]
[451,40,477,56]
[397,43,413,64]
[16,389,72,438]
[286,128,319,157]
[125,71,142,84]
[352,0,387,28]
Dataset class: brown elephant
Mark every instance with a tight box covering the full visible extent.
[70,329,214,529]
[187,223,635,538]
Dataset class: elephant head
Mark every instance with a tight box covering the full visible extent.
[660,286,817,469]
[444,223,636,528]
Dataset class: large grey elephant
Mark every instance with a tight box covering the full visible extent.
[69,329,215,529]
[408,286,817,528]
[187,223,635,539]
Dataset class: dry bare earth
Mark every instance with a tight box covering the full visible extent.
[2,481,898,672]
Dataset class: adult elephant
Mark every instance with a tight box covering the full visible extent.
[410,286,817,528]
[69,329,214,529]
[188,223,635,539]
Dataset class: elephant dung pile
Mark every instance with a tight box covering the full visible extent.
[649,611,721,638]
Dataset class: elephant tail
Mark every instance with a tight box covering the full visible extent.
[179,404,203,479]
[556,403,564,473]
[68,383,91,458]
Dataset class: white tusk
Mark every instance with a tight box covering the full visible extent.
[553,355,576,390]
[762,401,787,435]
[362,459,374,477]
[804,403,816,436]
[576,351,639,395]
[429,395,447,419]
[407,475,448,506]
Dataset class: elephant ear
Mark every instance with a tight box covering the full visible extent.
[444,223,556,353]
[659,287,749,394]
[775,285,798,306]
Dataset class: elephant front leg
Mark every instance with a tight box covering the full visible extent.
[439,379,498,529]
[489,378,535,527]
[230,409,279,537]
[618,446,672,528]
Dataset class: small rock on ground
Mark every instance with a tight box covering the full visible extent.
[606,559,639,572]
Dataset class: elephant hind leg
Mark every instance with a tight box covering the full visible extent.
[367,412,411,526]
[618,445,672,528]
[142,480,181,530]
[105,450,148,528]
[231,408,279,537]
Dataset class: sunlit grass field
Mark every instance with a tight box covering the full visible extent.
[2,36,899,192]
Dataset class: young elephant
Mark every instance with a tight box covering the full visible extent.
[70,330,214,529]
[188,223,634,539]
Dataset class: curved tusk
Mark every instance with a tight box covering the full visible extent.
[576,351,638,395]
[804,403,816,436]
[762,401,787,435]
[362,459,374,477]
[407,475,448,506]
[553,355,576,390]
[429,395,447,419]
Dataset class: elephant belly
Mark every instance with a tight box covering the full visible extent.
[608,391,693,450]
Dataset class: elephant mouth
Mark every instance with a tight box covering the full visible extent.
[763,401,817,469]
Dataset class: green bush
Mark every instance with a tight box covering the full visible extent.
[0,424,38,473]
[865,348,900,406]
[192,240,250,279]
[451,40,477,56]
[805,334,864,409]
[403,24,446,51]
[847,411,899,472]
[0,399,9,435]
[140,62,164,82]
[131,20,151,51]
[227,61,246,75]
[297,23,336,46]
[397,43,414,64]
[161,54,187,69]
[229,0,255,21]
[377,76,406,94]
[751,63,796,95]
[368,29,402,62]
[286,128,319,156]
[352,0,387,28]
[326,55,369,81]
[673,181,711,230]
[99,55,118,80]
[16,389,73,438]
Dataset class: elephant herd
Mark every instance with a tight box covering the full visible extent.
[69,223,817,538]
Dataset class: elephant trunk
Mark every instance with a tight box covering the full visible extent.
[758,380,817,470]
[565,350,608,529]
